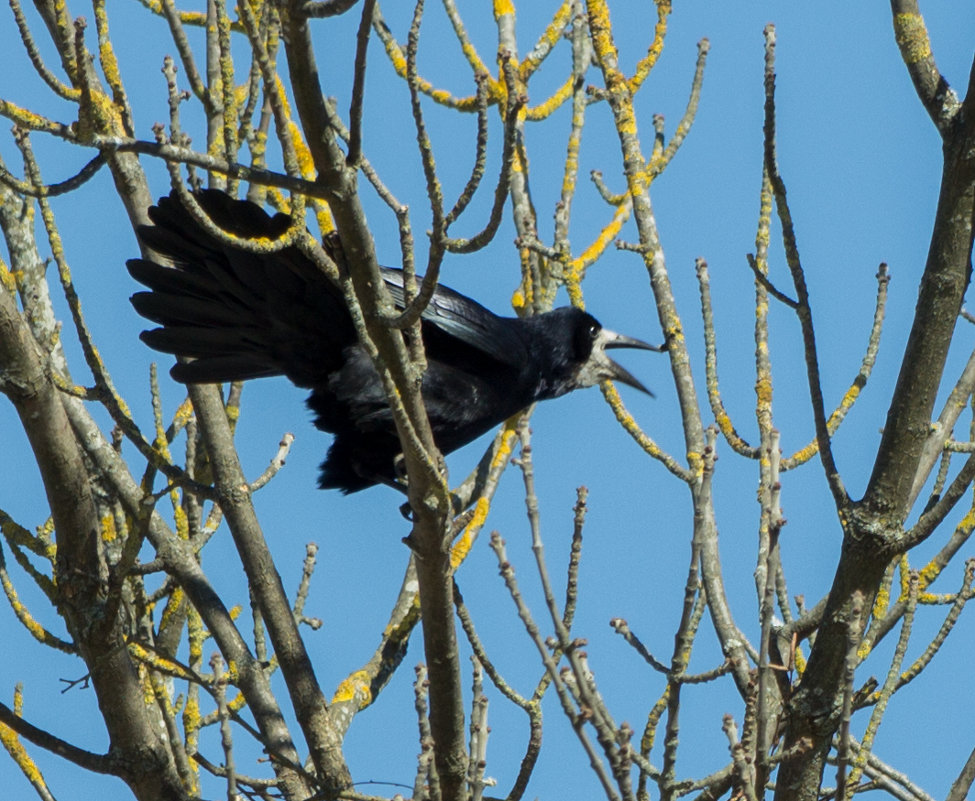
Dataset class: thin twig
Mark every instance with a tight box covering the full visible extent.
[346,0,377,167]
[762,24,849,511]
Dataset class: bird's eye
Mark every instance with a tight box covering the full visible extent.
[589,323,600,340]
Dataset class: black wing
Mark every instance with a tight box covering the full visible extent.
[129,190,353,387]
[380,268,528,370]
[129,191,530,387]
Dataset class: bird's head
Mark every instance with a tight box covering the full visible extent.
[532,308,663,398]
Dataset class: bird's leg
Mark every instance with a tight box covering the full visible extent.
[393,452,409,483]
[385,454,416,519]
[393,452,464,520]
[402,497,477,556]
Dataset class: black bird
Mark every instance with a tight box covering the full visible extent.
[128,190,660,493]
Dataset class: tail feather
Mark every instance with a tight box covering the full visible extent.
[171,355,280,384]
[127,258,220,297]
[130,289,254,328]
[139,326,268,357]
[128,190,350,389]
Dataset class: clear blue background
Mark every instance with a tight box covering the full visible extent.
[1,3,973,798]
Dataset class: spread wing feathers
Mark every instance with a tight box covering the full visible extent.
[129,189,532,394]
[129,191,352,387]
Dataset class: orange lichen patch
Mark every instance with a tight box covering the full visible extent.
[158,588,185,634]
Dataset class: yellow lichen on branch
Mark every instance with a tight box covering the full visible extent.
[451,496,488,570]
[92,0,129,119]
[526,76,573,121]
[493,0,515,22]
[135,0,209,28]
[565,198,633,297]
[269,75,317,180]
[628,0,671,93]
[373,14,496,111]
[783,380,868,468]
[450,423,517,570]
[893,13,932,64]
[0,566,71,650]
[0,99,74,138]
[520,0,572,80]
[332,670,373,706]
[127,640,198,683]
[0,687,49,793]
[586,0,645,191]
[601,383,689,480]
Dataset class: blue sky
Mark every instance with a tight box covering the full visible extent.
[2,3,974,799]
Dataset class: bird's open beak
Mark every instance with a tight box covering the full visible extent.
[604,332,665,353]
[594,329,665,396]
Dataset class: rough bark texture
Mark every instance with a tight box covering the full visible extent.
[0,248,186,801]
[774,45,975,799]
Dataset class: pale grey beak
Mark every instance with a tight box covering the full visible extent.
[603,332,664,353]
[583,328,664,396]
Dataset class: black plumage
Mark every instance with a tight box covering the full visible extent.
[128,190,660,493]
